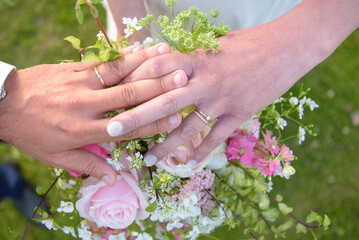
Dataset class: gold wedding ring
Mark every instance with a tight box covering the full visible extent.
[94,67,107,88]
[194,109,211,124]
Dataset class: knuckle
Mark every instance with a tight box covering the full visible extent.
[122,128,137,139]
[155,77,167,94]
[138,49,150,63]
[179,125,198,140]
[82,160,98,176]
[108,59,125,79]
[121,84,138,106]
[68,122,87,138]
[154,144,170,158]
[159,96,177,115]
[150,57,165,76]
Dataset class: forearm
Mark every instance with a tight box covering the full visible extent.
[271,0,359,70]
[107,0,150,42]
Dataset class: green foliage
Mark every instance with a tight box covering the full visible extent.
[0,0,14,10]
[146,202,158,213]
[278,203,293,215]
[306,211,323,225]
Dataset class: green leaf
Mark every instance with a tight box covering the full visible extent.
[323,214,331,230]
[87,39,104,50]
[145,170,150,181]
[139,182,147,188]
[36,186,46,195]
[254,180,268,192]
[296,224,307,234]
[275,194,283,202]
[278,203,293,215]
[258,194,270,210]
[311,229,318,240]
[262,208,279,222]
[82,51,101,63]
[75,7,84,24]
[306,211,322,225]
[145,201,157,212]
[64,36,81,50]
[153,175,161,189]
[277,219,294,232]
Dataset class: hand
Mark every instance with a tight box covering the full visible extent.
[104,23,322,167]
[0,43,188,185]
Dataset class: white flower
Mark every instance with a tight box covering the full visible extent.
[122,17,142,37]
[281,164,296,179]
[298,97,307,119]
[80,220,90,230]
[57,201,74,213]
[96,31,104,40]
[276,117,287,130]
[106,157,124,171]
[274,97,284,103]
[174,161,196,178]
[289,97,298,106]
[186,226,200,240]
[205,142,228,170]
[266,179,273,193]
[68,179,76,185]
[298,126,306,144]
[62,226,76,238]
[136,232,153,240]
[306,98,319,111]
[109,232,127,240]
[143,37,155,48]
[41,219,57,230]
[166,220,183,231]
[78,228,92,240]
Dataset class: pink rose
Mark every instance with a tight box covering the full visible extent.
[156,127,212,178]
[76,172,149,229]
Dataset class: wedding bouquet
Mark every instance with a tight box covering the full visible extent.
[28,1,330,239]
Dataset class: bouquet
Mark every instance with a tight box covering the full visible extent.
[26,1,330,239]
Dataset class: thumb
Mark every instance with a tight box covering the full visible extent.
[57,149,117,186]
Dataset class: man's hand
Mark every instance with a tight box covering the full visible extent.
[0,43,188,185]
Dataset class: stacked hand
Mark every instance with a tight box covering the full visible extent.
[0,43,188,185]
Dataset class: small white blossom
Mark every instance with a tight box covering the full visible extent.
[80,220,90,230]
[41,219,57,230]
[306,98,319,111]
[68,179,76,185]
[96,31,104,40]
[109,232,127,240]
[57,201,74,213]
[298,97,307,119]
[186,226,200,240]
[143,37,155,48]
[136,232,153,240]
[281,164,296,180]
[266,179,273,193]
[166,220,183,231]
[276,117,287,130]
[274,97,284,103]
[122,17,142,37]
[298,126,306,144]
[78,228,92,240]
[62,226,76,238]
[289,97,298,106]
[107,157,124,171]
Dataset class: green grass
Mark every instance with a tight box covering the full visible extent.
[0,0,358,239]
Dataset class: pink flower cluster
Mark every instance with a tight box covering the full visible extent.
[169,169,215,204]
[226,130,294,177]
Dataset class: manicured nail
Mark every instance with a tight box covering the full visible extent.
[173,73,181,86]
[107,121,123,137]
[144,154,158,166]
[188,160,198,167]
[101,175,110,185]
[169,114,178,125]
[157,45,165,54]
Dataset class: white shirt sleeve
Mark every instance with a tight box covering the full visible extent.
[0,61,16,89]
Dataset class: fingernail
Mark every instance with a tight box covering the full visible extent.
[157,44,165,54]
[169,114,178,125]
[101,175,110,185]
[144,154,158,166]
[107,121,123,137]
[173,73,181,86]
[188,160,198,167]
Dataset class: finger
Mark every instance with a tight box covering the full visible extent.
[191,115,239,167]
[83,43,172,88]
[118,45,143,55]
[55,149,117,186]
[93,70,188,113]
[123,52,195,83]
[106,83,202,137]
[143,109,218,167]
[71,112,182,146]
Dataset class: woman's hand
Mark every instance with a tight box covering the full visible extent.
[105,0,359,167]
[0,43,188,185]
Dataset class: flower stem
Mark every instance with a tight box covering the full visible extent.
[21,174,62,240]
[96,17,113,48]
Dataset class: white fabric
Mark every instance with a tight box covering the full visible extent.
[105,0,301,40]
[0,61,16,92]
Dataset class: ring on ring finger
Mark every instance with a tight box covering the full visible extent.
[94,66,107,88]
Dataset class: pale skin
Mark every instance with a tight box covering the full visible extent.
[0,43,190,186]
[106,0,359,166]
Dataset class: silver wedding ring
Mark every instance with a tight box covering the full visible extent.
[94,67,107,88]
[194,109,211,124]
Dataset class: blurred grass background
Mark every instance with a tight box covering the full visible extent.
[0,0,358,239]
